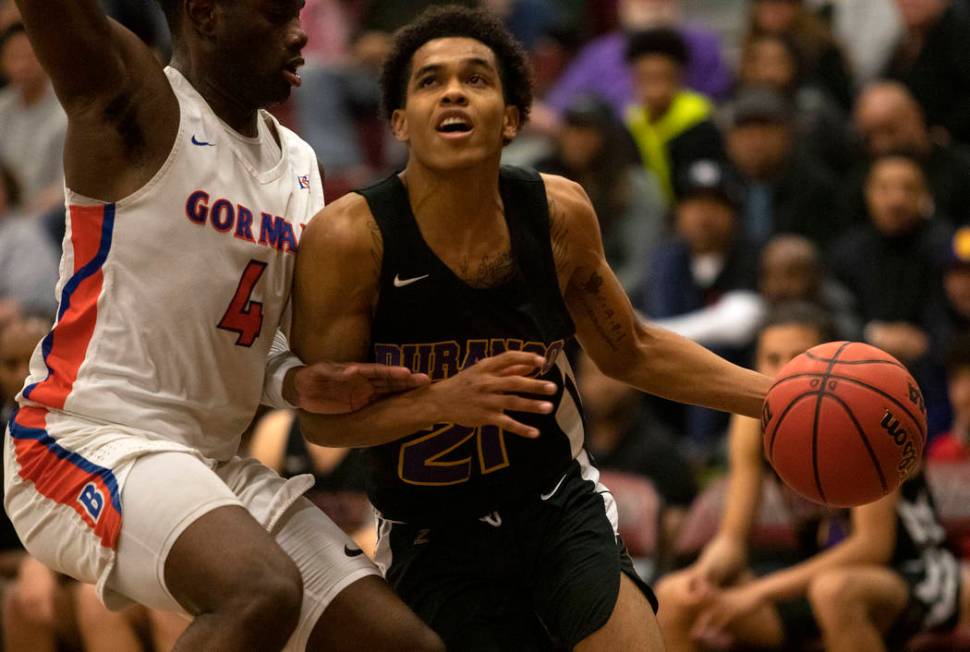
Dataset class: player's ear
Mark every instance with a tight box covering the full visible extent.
[391,109,410,143]
[501,105,521,143]
[185,0,217,38]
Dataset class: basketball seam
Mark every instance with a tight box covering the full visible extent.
[804,351,907,370]
[823,392,889,497]
[767,391,818,461]
[812,342,852,504]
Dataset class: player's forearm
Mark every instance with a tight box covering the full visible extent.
[298,385,446,448]
[612,321,771,419]
[14,0,124,104]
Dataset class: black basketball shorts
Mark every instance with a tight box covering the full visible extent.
[373,456,658,651]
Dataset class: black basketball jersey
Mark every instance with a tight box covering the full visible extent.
[357,166,584,523]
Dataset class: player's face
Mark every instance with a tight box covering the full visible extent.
[631,55,680,119]
[756,324,822,378]
[865,159,930,236]
[212,0,308,108]
[392,38,520,171]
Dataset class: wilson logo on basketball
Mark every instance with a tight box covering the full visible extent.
[908,383,926,415]
[881,410,918,479]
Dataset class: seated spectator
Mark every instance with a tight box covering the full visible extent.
[248,409,376,555]
[743,0,854,110]
[577,352,697,567]
[0,164,58,319]
[624,28,724,204]
[884,0,970,146]
[535,95,666,294]
[759,234,862,340]
[737,31,852,175]
[943,226,970,339]
[0,23,65,214]
[929,335,970,462]
[655,303,970,652]
[724,88,843,251]
[850,82,970,226]
[640,159,761,446]
[831,153,950,364]
[542,0,731,123]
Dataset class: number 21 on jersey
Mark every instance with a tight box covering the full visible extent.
[399,424,509,486]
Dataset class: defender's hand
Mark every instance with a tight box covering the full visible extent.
[430,352,558,439]
[289,362,430,414]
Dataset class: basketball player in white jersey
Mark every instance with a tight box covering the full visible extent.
[2,1,558,650]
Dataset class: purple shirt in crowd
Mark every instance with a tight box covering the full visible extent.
[545,25,732,118]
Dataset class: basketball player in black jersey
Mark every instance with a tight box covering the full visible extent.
[292,6,773,650]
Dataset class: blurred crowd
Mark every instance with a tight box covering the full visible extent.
[3,0,970,649]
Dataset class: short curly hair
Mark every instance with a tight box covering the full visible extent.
[379,5,533,125]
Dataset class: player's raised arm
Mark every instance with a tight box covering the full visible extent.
[290,195,558,447]
[544,173,772,419]
[13,0,177,200]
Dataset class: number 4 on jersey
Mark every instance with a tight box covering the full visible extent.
[218,260,267,347]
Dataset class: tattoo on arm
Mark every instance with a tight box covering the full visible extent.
[573,270,628,351]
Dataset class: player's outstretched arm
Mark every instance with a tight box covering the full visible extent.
[544,174,772,419]
[14,0,177,201]
[291,195,557,447]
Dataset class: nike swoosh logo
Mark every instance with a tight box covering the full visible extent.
[393,274,430,288]
[344,545,365,557]
[191,135,215,147]
[540,473,568,501]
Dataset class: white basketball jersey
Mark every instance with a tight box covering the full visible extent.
[19,68,324,460]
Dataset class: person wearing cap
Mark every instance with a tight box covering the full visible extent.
[725,87,843,252]
[624,27,724,205]
[639,159,764,446]
[535,95,666,294]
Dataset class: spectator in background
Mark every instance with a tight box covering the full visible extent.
[0,164,58,320]
[577,352,697,567]
[885,0,970,146]
[851,82,970,226]
[831,0,901,88]
[929,334,970,461]
[641,160,762,447]
[759,234,862,340]
[0,23,65,214]
[624,28,723,204]
[724,88,843,252]
[943,227,970,339]
[743,0,854,110]
[736,31,852,175]
[535,95,666,294]
[832,153,950,364]
[542,0,731,122]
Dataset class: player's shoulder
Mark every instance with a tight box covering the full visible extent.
[540,173,597,230]
[302,191,377,256]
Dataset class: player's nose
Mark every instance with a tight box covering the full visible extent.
[440,79,469,106]
[287,20,309,52]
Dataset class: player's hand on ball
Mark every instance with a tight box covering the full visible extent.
[431,351,558,439]
[292,361,430,414]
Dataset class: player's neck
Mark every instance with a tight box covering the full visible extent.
[172,57,260,137]
[400,159,503,232]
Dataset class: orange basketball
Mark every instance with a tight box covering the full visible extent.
[762,341,927,507]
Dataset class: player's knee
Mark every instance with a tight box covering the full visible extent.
[654,572,693,615]
[807,570,855,619]
[235,555,304,633]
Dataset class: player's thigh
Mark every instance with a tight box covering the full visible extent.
[108,452,296,615]
[809,565,910,632]
[575,573,665,652]
[306,575,443,652]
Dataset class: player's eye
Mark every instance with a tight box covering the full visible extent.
[418,76,437,88]
[468,74,488,86]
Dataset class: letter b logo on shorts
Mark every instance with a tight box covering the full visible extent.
[78,483,104,522]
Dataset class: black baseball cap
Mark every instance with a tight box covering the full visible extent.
[726,88,794,128]
[676,159,744,209]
